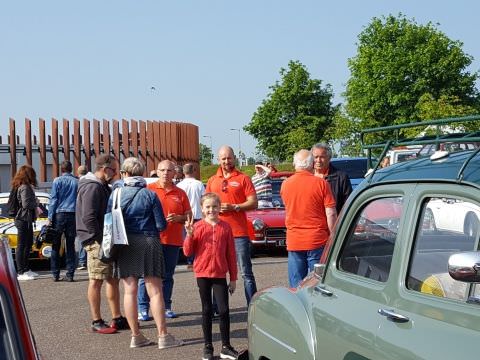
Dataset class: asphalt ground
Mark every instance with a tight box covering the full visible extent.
[20,254,288,360]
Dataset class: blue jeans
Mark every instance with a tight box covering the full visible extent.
[51,212,76,279]
[234,237,257,305]
[137,278,149,313]
[288,246,324,288]
[137,245,180,312]
[162,245,180,310]
[77,246,87,266]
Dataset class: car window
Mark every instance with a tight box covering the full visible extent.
[271,179,285,207]
[0,286,21,359]
[407,197,480,301]
[338,197,403,282]
[331,159,368,178]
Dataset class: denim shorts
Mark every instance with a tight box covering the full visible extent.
[84,242,113,280]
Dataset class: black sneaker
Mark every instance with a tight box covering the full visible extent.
[91,319,117,334]
[202,344,214,360]
[109,316,130,330]
[212,311,220,320]
[220,344,238,359]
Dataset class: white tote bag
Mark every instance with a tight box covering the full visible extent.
[101,188,128,260]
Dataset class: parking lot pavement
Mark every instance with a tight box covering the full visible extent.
[20,256,288,360]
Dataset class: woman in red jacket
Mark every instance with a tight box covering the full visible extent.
[184,192,239,360]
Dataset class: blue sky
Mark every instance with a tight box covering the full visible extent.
[1,1,479,160]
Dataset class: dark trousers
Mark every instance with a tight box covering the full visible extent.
[50,212,76,279]
[14,220,33,274]
[197,277,230,346]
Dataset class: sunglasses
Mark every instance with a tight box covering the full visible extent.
[222,179,228,192]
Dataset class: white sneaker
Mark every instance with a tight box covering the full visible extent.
[25,270,39,278]
[17,273,35,281]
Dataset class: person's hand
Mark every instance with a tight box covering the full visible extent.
[220,203,236,213]
[184,217,194,236]
[228,280,236,295]
[166,213,183,223]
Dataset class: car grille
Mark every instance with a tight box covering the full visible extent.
[265,227,287,241]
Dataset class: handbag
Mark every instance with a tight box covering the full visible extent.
[101,188,128,260]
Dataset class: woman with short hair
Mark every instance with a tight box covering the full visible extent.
[109,157,183,349]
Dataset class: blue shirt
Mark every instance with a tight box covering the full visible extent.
[48,173,78,220]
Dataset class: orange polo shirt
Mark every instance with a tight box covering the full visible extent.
[206,167,256,237]
[147,182,191,246]
[280,170,336,251]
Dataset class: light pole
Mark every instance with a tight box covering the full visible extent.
[203,135,213,163]
[230,128,242,167]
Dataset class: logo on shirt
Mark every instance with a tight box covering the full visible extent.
[229,181,240,187]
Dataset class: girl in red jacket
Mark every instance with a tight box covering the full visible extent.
[184,192,238,360]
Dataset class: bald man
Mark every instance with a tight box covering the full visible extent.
[206,145,258,305]
[281,149,337,288]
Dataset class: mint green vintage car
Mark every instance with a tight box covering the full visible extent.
[247,118,480,360]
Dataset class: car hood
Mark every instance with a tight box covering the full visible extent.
[0,218,49,235]
[247,208,286,226]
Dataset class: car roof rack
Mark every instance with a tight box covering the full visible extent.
[360,115,480,183]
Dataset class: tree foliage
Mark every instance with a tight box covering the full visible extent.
[344,14,479,142]
[244,60,335,161]
[199,143,213,166]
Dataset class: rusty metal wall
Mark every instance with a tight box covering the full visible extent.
[3,118,200,182]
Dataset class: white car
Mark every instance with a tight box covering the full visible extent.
[426,197,480,236]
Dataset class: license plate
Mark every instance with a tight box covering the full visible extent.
[277,239,286,246]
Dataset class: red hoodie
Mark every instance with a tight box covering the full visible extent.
[183,219,238,281]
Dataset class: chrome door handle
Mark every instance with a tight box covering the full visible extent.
[378,308,410,323]
[314,285,333,297]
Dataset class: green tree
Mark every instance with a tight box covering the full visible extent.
[344,14,479,141]
[199,143,212,166]
[244,60,335,161]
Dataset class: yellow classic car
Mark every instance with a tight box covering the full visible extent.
[0,191,62,260]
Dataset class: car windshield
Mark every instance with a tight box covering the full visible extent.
[331,159,368,179]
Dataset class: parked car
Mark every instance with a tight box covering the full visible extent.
[0,237,41,359]
[246,172,293,251]
[247,122,480,359]
[330,157,369,189]
[426,198,480,236]
[0,191,60,260]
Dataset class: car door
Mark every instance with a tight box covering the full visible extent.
[305,185,410,359]
[375,184,480,359]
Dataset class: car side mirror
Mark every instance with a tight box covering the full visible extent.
[448,251,480,283]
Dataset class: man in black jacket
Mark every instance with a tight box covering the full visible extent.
[311,143,352,214]
[76,154,127,334]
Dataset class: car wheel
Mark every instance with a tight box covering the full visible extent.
[463,212,479,237]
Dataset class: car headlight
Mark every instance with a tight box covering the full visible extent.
[252,218,265,231]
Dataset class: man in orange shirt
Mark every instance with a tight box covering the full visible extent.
[281,149,337,288]
[139,160,192,319]
[206,145,258,305]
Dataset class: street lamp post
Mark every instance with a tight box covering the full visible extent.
[202,135,213,163]
[230,128,242,167]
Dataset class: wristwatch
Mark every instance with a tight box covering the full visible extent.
[234,204,241,212]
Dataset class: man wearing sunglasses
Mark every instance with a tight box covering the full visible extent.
[206,145,258,305]
[76,154,128,334]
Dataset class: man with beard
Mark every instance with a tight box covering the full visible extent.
[76,154,128,333]
[206,145,258,305]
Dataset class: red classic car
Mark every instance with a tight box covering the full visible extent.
[0,237,40,359]
[246,171,293,252]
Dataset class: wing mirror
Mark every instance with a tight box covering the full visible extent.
[448,252,480,283]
